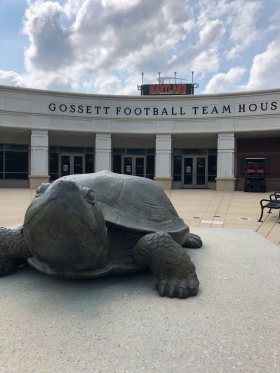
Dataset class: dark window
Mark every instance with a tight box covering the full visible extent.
[208,154,217,182]
[183,148,207,155]
[173,149,183,155]
[146,155,154,179]
[49,153,59,181]
[85,154,94,173]
[0,144,3,179]
[60,147,84,154]
[173,154,182,181]
[123,149,146,155]
[208,149,217,155]
[4,144,28,180]
[113,155,121,174]
[49,146,58,153]
[113,148,122,155]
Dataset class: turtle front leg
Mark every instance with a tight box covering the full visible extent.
[0,226,31,277]
[130,232,199,299]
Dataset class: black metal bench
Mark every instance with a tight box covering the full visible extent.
[258,192,280,222]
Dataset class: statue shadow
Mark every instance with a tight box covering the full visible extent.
[1,264,156,317]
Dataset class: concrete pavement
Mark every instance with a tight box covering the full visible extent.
[1,187,280,372]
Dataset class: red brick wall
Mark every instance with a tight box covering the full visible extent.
[236,138,280,178]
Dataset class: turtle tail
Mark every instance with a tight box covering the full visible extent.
[0,225,31,277]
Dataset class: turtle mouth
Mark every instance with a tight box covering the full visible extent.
[23,180,108,271]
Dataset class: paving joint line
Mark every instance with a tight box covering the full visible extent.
[207,191,233,228]
[257,214,280,240]
[201,191,222,223]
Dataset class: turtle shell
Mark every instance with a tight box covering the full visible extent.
[63,171,189,244]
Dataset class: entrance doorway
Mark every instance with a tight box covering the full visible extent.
[183,156,206,188]
[60,154,84,177]
[123,156,145,177]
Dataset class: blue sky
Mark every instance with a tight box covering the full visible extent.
[1,0,280,95]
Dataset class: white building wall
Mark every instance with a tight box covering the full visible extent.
[154,135,172,189]
[216,133,235,191]
[0,85,280,189]
[30,130,49,188]
[95,134,111,172]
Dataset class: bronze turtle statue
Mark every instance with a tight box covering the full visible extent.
[0,171,202,298]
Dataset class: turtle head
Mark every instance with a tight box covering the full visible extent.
[23,178,108,271]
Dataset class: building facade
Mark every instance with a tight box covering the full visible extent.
[0,84,280,190]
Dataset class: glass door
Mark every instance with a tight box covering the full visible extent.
[123,155,146,177]
[196,157,206,186]
[183,156,206,188]
[123,157,133,175]
[135,156,145,177]
[61,155,71,177]
[73,156,83,174]
[183,157,194,187]
[60,154,84,177]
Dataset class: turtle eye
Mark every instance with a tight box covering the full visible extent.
[81,187,96,205]
[36,183,51,197]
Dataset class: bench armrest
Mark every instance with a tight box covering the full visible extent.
[260,199,271,207]
[269,192,280,200]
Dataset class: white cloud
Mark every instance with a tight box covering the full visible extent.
[0,0,278,94]
[23,1,74,71]
[196,0,263,60]
[63,0,84,18]
[198,20,225,48]
[101,0,141,11]
[83,74,122,94]
[224,0,262,45]
[0,71,26,87]
[171,19,224,76]
[269,7,280,31]
[0,69,79,92]
[203,67,247,93]
[20,0,196,92]
[193,49,220,76]
[238,35,280,91]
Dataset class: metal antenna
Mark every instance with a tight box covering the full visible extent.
[192,71,194,94]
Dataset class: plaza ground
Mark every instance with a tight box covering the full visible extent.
[1,187,279,248]
[1,187,280,372]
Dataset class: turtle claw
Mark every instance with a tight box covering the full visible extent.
[187,277,199,296]
[168,283,176,297]
[177,285,187,299]
[183,232,202,248]
[158,279,168,296]
[156,276,199,299]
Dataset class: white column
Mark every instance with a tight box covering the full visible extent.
[29,130,49,188]
[95,134,112,172]
[154,135,172,190]
[216,133,236,191]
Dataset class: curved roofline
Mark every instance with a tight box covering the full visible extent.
[0,83,280,100]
